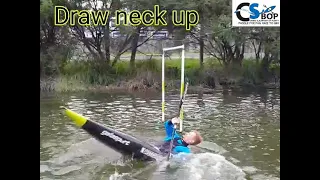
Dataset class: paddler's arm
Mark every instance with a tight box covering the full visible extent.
[164,117,181,140]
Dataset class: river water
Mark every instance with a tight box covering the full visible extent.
[40,88,280,180]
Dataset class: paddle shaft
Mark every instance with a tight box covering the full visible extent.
[166,82,189,160]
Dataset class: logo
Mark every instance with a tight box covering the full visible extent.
[140,147,163,161]
[232,0,280,27]
[100,130,131,145]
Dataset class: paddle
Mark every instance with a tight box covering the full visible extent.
[166,81,189,161]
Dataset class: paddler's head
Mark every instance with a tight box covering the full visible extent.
[171,117,203,145]
[183,130,203,145]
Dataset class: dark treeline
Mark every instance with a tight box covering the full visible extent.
[40,0,280,92]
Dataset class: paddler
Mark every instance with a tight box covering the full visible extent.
[156,117,203,154]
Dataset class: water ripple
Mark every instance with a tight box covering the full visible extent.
[40,88,280,180]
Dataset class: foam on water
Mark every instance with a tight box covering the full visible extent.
[113,152,247,180]
[172,153,246,180]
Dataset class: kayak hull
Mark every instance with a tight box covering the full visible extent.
[64,108,165,161]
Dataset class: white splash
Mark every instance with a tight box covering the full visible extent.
[172,153,246,180]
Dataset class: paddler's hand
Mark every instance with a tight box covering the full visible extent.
[171,117,181,128]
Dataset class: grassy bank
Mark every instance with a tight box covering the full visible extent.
[40,58,280,93]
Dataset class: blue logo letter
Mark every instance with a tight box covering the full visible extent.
[249,3,260,19]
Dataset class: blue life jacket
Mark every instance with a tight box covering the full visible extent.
[157,119,192,155]
[157,137,190,154]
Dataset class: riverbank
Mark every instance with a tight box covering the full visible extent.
[40,58,280,93]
